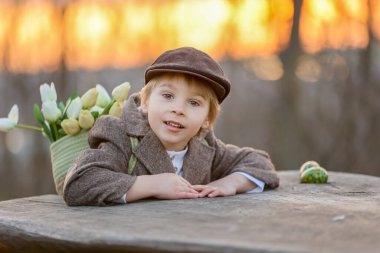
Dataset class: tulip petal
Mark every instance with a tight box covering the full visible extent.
[42,101,62,124]
[78,110,95,130]
[81,88,98,108]
[61,118,80,135]
[40,83,50,103]
[109,102,122,118]
[8,104,19,124]
[40,82,57,103]
[95,84,111,107]
[50,82,57,101]
[89,105,104,114]
[66,97,83,119]
[112,82,131,102]
[0,118,16,132]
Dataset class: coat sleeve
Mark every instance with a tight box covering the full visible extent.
[63,116,137,206]
[205,131,280,189]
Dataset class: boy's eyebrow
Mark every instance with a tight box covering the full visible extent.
[157,82,174,89]
[186,90,208,102]
[157,82,207,100]
[194,95,208,102]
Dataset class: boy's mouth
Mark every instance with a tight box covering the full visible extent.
[164,121,184,129]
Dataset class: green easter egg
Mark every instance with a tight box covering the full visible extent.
[299,160,320,175]
[300,166,328,184]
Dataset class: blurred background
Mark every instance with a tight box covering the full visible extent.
[0,0,379,201]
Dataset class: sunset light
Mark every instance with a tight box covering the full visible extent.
[64,1,117,70]
[0,1,13,71]
[370,0,380,41]
[0,0,378,73]
[300,0,369,53]
[173,0,231,60]
[7,0,62,73]
[229,0,294,58]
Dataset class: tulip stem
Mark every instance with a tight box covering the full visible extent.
[50,123,59,141]
[16,124,43,132]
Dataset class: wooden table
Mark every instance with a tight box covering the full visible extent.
[0,171,379,253]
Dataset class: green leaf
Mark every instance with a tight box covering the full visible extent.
[33,104,54,142]
[43,122,54,142]
[91,111,99,119]
[101,98,116,116]
[61,98,72,120]
[33,104,44,125]
[58,128,67,138]
[65,97,72,107]
[69,91,78,101]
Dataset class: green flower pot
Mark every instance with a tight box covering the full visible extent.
[50,131,89,195]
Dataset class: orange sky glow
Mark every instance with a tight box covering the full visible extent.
[0,0,378,73]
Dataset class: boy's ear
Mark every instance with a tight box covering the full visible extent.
[140,101,148,113]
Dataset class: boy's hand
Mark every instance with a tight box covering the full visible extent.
[193,180,236,198]
[193,173,257,198]
[151,173,200,200]
[126,173,200,202]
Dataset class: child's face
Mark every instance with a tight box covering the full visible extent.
[141,76,210,151]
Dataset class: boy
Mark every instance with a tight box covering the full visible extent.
[63,47,279,206]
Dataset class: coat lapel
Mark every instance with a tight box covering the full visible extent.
[132,129,215,183]
[182,138,215,184]
[132,129,176,175]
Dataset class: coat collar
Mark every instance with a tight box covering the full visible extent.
[121,93,150,137]
[123,92,216,184]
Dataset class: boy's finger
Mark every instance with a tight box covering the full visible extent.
[179,184,199,194]
[191,185,207,191]
[199,187,215,198]
[208,192,219,198]
[186,186,200,194]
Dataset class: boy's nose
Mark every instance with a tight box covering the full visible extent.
[171,107,184,115]
[171,102,185,115]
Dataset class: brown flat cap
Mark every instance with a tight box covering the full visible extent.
[145,47,231,103]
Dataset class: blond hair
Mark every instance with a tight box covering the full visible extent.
[140,73,220,128]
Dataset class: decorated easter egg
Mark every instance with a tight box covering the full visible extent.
[299,160,320,175]
[300,166,328,184]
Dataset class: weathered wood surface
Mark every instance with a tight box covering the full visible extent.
[0,171,379,253]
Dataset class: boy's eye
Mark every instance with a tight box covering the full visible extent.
[189,100,200,107]
[162,93,173,99]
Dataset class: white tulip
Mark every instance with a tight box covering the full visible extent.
[89,105,104,114]
[8,104,18,124]
[78,110,95,130]
[42,101,62,124]
[61,118,80,135]
[112,82,131,102]
[109,102,122,118]
[0,105,19,132]
[95,84,111,107]
[66,97,83,119]
[81,88,98,108]
[0,118,15,132]
[40,82,57,103]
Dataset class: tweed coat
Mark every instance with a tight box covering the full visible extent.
[63,93,280,206]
